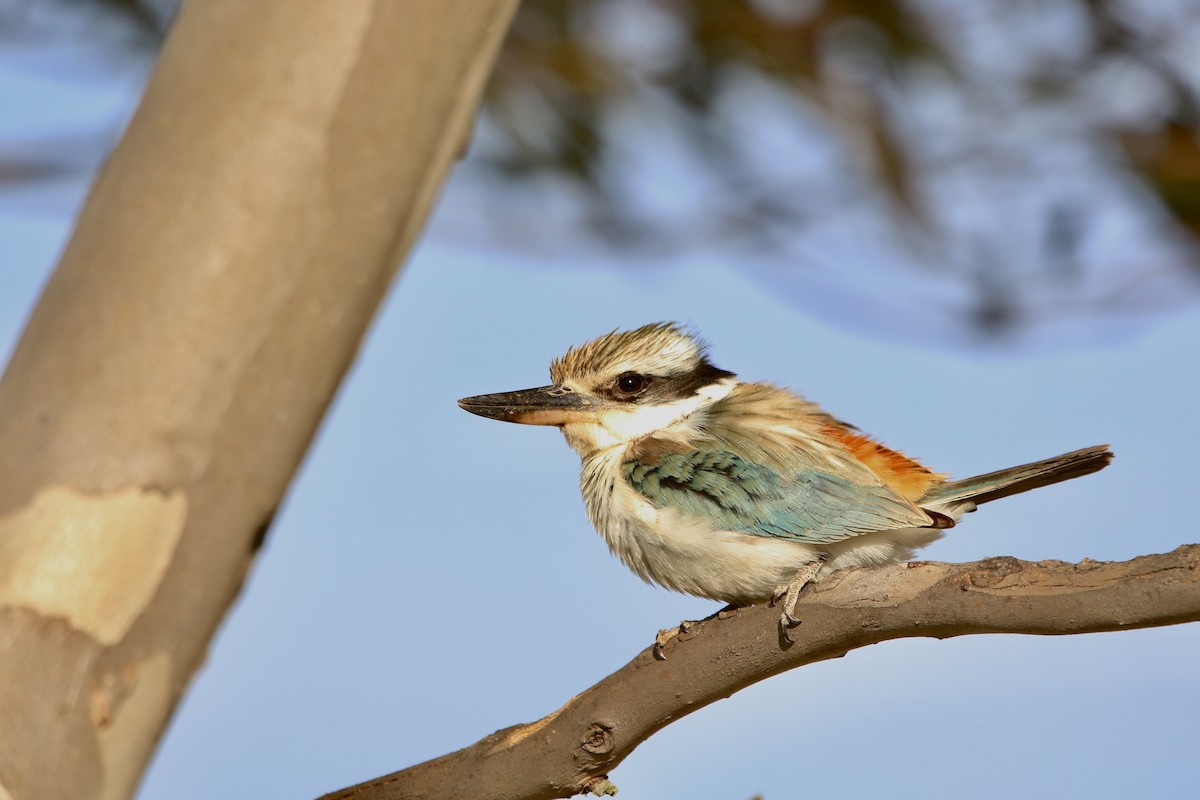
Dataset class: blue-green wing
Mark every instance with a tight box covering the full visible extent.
[623,449,931,543]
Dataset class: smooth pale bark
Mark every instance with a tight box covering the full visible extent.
[0,2,517,799]
[320,546,1200,800]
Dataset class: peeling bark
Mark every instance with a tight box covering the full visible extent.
[320,546,1200,800]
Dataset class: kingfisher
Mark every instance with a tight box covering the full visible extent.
[458,323,1112,629]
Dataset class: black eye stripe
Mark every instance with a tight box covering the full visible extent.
[640,361,735,403]
[597,361,736,404]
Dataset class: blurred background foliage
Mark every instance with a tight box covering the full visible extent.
[3,0,1200,337]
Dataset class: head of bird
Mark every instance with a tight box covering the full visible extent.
[458,323,737,456]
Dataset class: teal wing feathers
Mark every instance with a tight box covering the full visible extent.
[623,449,932,543]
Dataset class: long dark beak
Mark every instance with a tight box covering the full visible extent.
[457,385,594,426]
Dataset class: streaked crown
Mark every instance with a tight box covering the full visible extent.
[551,322,732,400]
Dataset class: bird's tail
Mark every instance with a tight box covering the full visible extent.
[919,445,1113,512]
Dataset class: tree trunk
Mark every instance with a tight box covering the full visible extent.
[0,2,517,798]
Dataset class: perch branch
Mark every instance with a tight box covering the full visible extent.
[320,545,1200,800]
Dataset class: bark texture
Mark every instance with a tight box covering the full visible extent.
[0,2,517,799]
[321,546,1200,800]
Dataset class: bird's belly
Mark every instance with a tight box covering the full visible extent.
[597,500,945,605]
[603,507,824,605]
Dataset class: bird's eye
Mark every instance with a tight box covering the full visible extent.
[616,373,645,395]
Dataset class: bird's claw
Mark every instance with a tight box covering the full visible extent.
[653,619,701,660]
[653,628,675,660]
[772,558,826,637]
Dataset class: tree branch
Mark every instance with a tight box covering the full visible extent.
[321,545,1200,800]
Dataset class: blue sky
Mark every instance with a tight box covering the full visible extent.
[2,21,1199,800]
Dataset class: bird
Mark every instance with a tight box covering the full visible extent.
[458,322,1113,633]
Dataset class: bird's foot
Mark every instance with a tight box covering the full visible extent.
[771,557,826,636]
[653,619,699,660]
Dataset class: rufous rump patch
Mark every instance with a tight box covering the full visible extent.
[827,428,946,501]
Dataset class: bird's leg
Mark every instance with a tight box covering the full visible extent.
[771,555,826,630]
